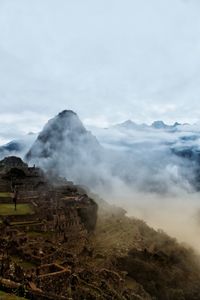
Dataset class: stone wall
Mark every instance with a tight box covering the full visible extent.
[37,264,71,295]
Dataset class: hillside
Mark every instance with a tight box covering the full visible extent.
[0,157,200,299]
[91,206,200,300]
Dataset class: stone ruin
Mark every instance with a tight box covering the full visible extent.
[0,156,98,299]
[0,156,48,192]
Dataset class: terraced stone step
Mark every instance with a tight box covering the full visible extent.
[0,185,12,192]
[10,221,43,231]
[10,220,42,226]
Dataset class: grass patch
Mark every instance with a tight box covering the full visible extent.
[0,192,11,198]
[11,256,36,270]
[0,291,27,299]
[27,231,52,238]
[11,221,38,225]
[10,222,42,229]
[0,204,34,216]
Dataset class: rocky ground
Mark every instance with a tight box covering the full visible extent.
[1,199,200,299]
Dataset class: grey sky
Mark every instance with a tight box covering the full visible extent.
[0,0,200,142]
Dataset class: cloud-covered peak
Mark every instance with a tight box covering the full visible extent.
[151,120,168,129]
[25,110,103,185]
[115,120,137,129]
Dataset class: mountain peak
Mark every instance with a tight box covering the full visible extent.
[25,110,102,182]
[151,120,167,129]
[58,110,77,118]
[44,109,86,138]
[173,122,181,127]
[123,120,136,126]
[114,119,137,129]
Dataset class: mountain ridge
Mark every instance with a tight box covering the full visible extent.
[114,119,183,130]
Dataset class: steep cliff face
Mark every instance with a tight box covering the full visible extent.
[25,110,103,185]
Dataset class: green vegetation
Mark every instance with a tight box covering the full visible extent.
[0,291,27,300]
[94,213,200,300]
[0,192,11,198]
[11,221,38,225]
[11,256,36,270]
[27,231,52,238]
[0,204,34,216]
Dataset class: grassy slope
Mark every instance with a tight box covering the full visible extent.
[0,291,27,300]
[0,204,33,215]
[0,192,11,197]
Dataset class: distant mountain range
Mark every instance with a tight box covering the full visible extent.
[0,117,193,158]
[114,119,184,131]
[1,111,200,192]
[113,120,148,130]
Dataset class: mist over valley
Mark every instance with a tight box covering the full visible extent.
[1,110,200,250]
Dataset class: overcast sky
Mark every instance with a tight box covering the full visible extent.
[0,0,200,142]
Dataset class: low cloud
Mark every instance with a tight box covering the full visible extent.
[9,112,197,251]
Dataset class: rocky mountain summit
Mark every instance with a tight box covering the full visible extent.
[25,110,103,186]
[26,110,101,161]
